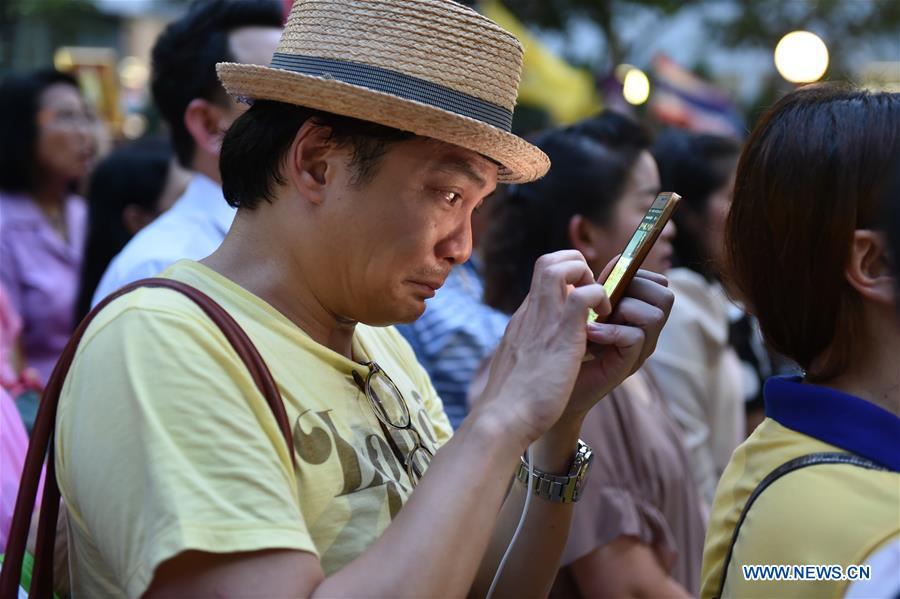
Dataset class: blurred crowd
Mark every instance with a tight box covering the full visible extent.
[0,0,898,598]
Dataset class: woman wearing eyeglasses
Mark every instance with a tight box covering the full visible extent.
[0,69,94,388]
[477,111,706,598]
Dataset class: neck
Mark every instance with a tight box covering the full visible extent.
[201,209,357,359]
[818,307,900,417]
[32,176,69,212]
[192,153,222,186]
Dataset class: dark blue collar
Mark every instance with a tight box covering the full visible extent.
[765,376,900,472]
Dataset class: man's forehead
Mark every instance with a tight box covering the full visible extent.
[40,83,82,107]
[417,139,499,189]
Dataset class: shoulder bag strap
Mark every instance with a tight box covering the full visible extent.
[715,451,887,598]
[0,277,294,599]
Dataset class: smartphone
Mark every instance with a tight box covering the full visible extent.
[588,191,681,322]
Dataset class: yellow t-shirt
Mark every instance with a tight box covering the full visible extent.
[701,378,900,599]
[56,260,453,598]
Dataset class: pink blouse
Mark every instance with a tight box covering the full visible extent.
[0,192,86,385]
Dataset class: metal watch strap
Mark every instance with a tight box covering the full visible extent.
[515,440,593,503]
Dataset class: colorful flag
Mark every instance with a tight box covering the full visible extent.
[650,54,745,137]
[480,0,601,125]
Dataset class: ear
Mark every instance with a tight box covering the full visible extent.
[183,98,228,157]
[284,119,342,206]
[121,204,155,236]
[568,214,600,262]
[845,229,896,306]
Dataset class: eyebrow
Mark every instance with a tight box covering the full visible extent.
[435,158,490,190]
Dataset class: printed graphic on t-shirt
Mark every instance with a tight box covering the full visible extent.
[292,386,440,571]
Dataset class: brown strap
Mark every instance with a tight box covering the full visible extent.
[1,278,294,598]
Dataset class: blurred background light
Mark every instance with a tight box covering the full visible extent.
[121,113,147,139]
[118,56,149,90]
[774,31,829,83]
[620,66,650,105]
[53,48,74,71]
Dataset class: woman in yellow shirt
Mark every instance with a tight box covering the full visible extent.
[701,84,900,598]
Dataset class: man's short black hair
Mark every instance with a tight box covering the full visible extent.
[151,0,282,168]
[220,100,414,210]
[0,69,80,193]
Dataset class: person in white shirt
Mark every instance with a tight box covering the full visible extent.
[92,0,282,305]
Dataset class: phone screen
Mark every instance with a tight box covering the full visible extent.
[602,193,671,296]
[588,192,680,322]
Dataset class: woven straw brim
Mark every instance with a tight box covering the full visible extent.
[217,62,549,183]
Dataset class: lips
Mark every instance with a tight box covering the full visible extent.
[656,242,674,260]
[649,244,674,272]
[407,278,445,298]
[410,280,442,291]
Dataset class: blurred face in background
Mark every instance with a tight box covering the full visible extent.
[701,163,737,271]
[35,83,94,182]
[218,26,282,132]
[121,159,191,236]
[592,150,674,275]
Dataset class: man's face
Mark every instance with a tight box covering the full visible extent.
[311,138,498,326]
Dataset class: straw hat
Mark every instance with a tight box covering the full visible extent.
[216,0,550,183]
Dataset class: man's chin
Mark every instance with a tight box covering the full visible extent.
[391,301,427,325]
[357,300,425,327]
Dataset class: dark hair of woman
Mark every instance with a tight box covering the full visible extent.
[483,111,651,315]
[725,84,899,382]
[884,151,900,300]
[652,129,741,279]
[0,69,81,193]
[74,139,173,322]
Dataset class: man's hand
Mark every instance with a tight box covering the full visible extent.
[476,251,673,447]
[567,267,673,417]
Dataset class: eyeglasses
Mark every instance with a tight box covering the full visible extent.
[352,361,434,485]
[38,107,93,130]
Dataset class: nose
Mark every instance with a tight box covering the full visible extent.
[77,128,96,158]
[661,217,676,241]
[437,215,474,265]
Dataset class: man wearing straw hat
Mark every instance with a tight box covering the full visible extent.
[54,1,673,596]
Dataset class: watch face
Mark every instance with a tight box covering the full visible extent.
[516,441,594,502]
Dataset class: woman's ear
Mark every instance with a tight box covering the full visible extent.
[845,230,896,306]
[568,214,599,262]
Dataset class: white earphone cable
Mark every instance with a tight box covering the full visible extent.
[485,444,534,599]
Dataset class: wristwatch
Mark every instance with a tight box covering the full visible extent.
[515,439,593,503]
